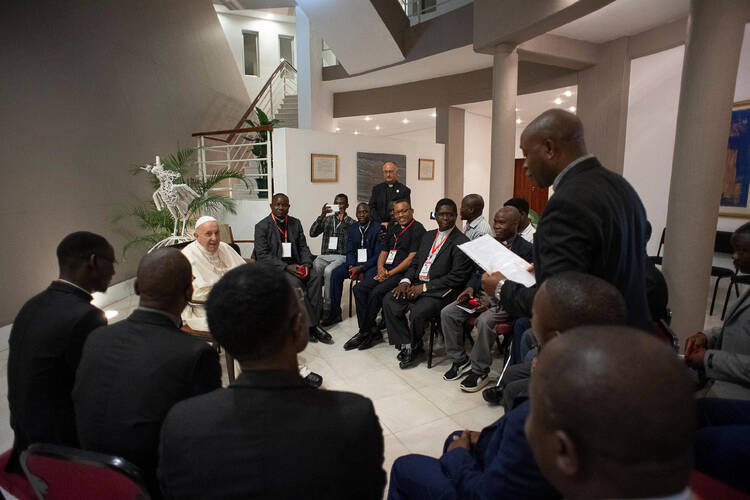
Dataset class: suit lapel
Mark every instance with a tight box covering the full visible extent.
[725,288,750,323]
[430,228,459,270]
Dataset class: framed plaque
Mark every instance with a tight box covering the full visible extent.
[311,154,339,182]
[418,158,435,180]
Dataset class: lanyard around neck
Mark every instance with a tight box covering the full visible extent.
[393,219,414,249]
[271,214,287,242]
[360,222,370,247]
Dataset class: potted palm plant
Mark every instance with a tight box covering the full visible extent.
[244,108,279,199]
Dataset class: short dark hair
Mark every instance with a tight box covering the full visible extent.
[56,231,110,269]
[392,198,410,208]
[334,193,348,203]
[542,272,627,332]
[504,197,530,215]
[736,221,750,235]
[206,264,295,361]
[435,198,457,213]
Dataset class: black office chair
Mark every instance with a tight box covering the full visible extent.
[712,230,739,316]
[647,228,665,265]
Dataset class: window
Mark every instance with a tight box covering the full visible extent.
[279,35,294,66]
[243,31,259,76]
[322,40,337,68]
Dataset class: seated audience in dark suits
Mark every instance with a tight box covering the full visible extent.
[254,192,332,344]
[347,199,425,351]
[441,205,533,392]
[387,272,625,500]
[693,397,750,494]
[684,221,750,401]
[159,264,386,500]
[325,202,380,327]
[384,198,474,369]
[526,326,695,500]
[73,248,221,494]
[503,197,536,243]
[6,231,115,473]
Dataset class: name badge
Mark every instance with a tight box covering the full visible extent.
[328,236,338,250]
[419,262,431,281]
[385,249,397,264]
[357,248,368,263]
[282,242,292,258]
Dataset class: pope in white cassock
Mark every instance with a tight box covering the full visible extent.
[181,216,323,387]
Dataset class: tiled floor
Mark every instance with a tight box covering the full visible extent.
[0,276,743,499]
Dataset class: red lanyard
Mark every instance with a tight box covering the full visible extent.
[393,219,414,249]
[463,223,469,234]
[430,231,448,256]
[271,214,287,242]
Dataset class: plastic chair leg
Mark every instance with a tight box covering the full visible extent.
[722,279,734,320]
[427,322,435,369]
[711,276,721,315]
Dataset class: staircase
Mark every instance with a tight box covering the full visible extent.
[275,94,298,128]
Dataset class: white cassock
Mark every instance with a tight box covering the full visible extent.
[181,240,245,331]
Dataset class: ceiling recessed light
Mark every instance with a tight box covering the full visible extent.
[554,98,563,105]
[375,125,381,130]
[568,106,577,112]
[515,108,519,112]
[335,127,340,132]
[105,310,118,319]
[354,130,359,135]
[430,112,436,118]
[402,119,409,124]
[564,90,573,97]
[516,118,522,124]
[364,116,371,121]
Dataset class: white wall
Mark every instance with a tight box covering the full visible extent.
[623,24,750,259]
[296,7,335,132]
[463,111,492,220]
[216,11,297,102]
[384,127,437,144]
[267,128,445,252]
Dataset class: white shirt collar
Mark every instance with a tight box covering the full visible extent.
[57,279,91,296]
[552,154,595,190]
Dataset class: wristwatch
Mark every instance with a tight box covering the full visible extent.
[494,279,506,301]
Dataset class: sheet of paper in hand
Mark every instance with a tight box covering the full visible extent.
[457,234,536,288]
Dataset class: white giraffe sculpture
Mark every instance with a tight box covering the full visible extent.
[142,155,200,252]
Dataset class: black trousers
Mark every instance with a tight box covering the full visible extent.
[352,274,403,332]
[382,292,452,346]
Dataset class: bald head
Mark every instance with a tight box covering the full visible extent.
[135,248,193,313]
[460,194,484,221]
[531,272,626,346]
[526,326,694,499]
[492,206,521,241]
[520,109,588,189]
[383,162,399,183]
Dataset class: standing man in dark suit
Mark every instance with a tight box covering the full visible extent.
[73,248,221,494]
[347,199,425,351]
[369,161,411,225]
[254,192,332,343]
[383,199,474,369]
[325,202,380,326]
[159,264,386,500]
[6,231,115,473]
[498,109,651,332]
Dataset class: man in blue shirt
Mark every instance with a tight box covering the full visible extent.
[324,202,380,326]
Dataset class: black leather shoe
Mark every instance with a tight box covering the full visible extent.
[398,346,424,369]
[303,371,323,388]
[311,325,333,344]
[358,331,383,350]
[321,314,342,327]
[344,331,368,350]
[396,347,408,361]
[308,330,318,343]
[482,385,503,405]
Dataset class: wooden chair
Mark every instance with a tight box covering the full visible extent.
[181,322,236,383]
[348,271,364,318]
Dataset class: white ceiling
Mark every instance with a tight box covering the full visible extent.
[324,45,493,94]
[549,0,689,43]
[333,85,579,140]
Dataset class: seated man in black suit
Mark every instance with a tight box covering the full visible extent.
[73,248,221,494]
[347,199,426,351]
[440,206,533,392]
[159,264,386,499]
[254,192,332,344]
[6,231,115,473]
[526,326,694,500]
[383,198,474,369]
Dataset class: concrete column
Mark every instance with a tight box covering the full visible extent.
[436,106,466,203]
[662,0,749,341]
[489,43,518,218]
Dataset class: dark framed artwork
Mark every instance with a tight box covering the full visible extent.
[356,152,407,204]
[720,100,750,218]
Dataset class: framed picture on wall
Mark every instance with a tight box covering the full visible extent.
[356,152,407,203]
[418,158,435,180]
[720,100,750,218]
[311,154,339,182]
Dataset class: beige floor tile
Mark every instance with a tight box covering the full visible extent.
[385,361,448,390]
[344,368,413,401]
[416,379,487,415]
[382,433,408,472]
[372,391,445,434]
[449,403,505,431]
[393,416,460,458]
[325,350,387,379]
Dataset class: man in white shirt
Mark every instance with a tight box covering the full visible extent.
[459,194,493,241]
[504,197,536,243]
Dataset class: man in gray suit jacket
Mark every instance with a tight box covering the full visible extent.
[685,222,750,400]
[254,193,332,343]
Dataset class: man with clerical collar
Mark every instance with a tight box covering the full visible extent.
[73,248,221,495]
[310,193,355,323]
[181,216,245,331]
[255,193,333,344]
[324,202,380,327]
[348,199,425,351]
[504,197,536,243]
[460,194,493,241]
[7,231,115,473]
[369,161,411,226]
[441,205,534,392]
[383,199,474,369]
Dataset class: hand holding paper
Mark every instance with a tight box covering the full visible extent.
[458,234,535,288]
